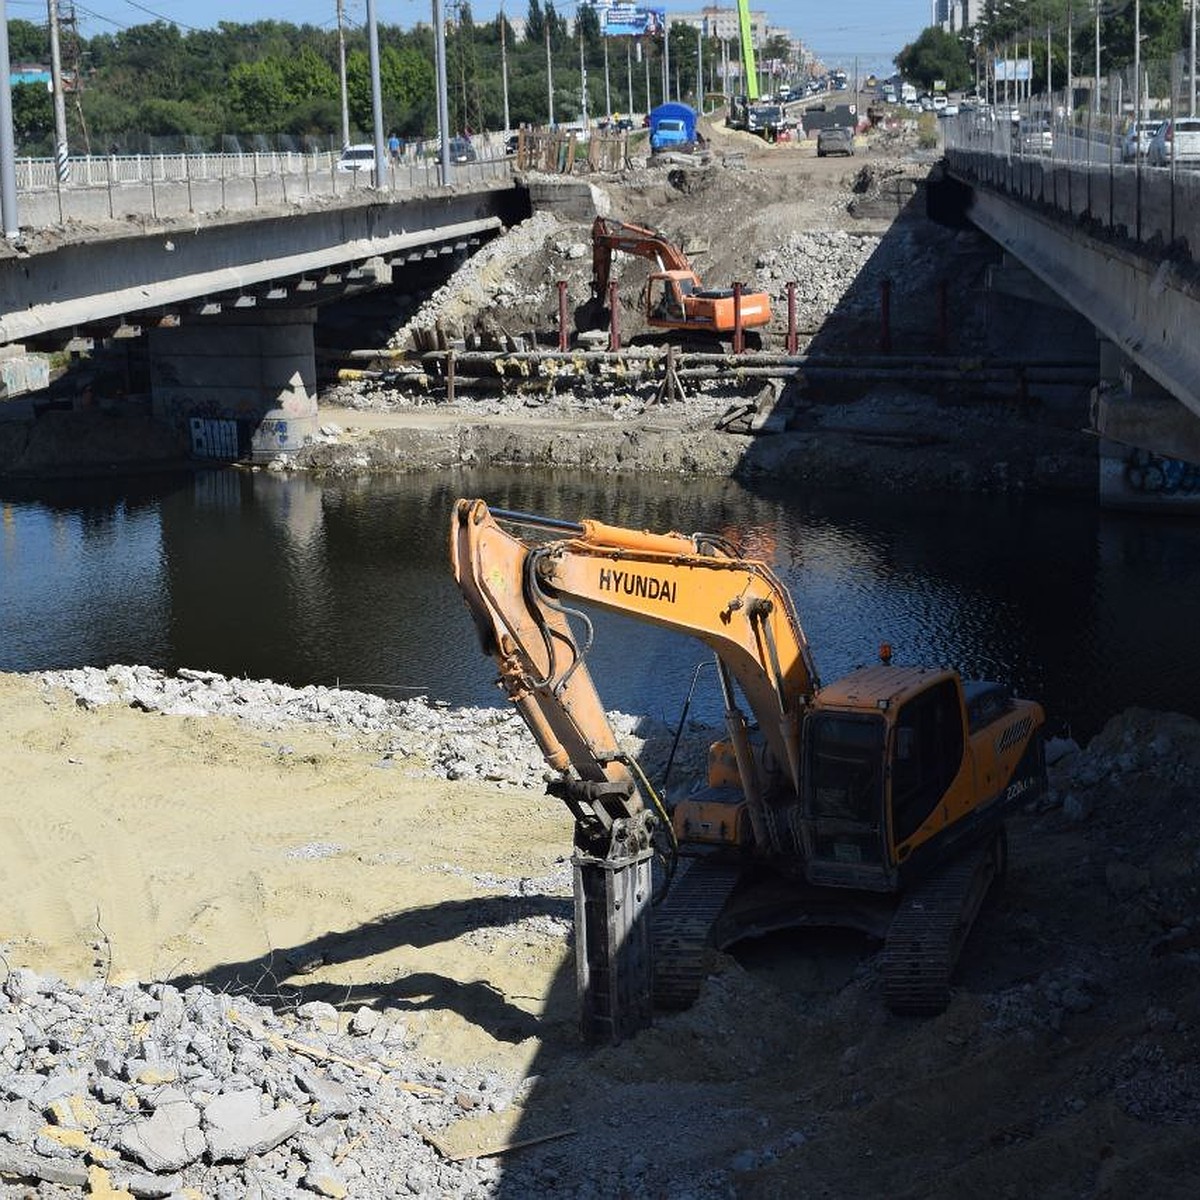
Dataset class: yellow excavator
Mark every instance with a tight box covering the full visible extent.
[450,499,1046,1042]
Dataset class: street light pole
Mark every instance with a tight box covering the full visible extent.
[433,0,451,181]
[604,30,611,120]
[546,20,555,126]
[336,0,350,148]
[500,4,511,137]
[0,0,20,237]
[1191,0,1197,117]
[365,0,386,185]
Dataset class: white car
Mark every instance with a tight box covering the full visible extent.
[1146,117,1200,166]
[336,144,376,173]
[1121,120,1161,163]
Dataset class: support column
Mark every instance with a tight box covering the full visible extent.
[149,308,319,463]
[1093,341,1200,511]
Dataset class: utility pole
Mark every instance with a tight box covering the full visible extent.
[578,17,587,125]
[663,22,670,104]
[336,0,350,148]
[626,38,633,114]
[697,27,702,107]
[47,0,69,182]
[644,39,650,111]
[0,0,20,237]
[546,19,554,125]
[1134,0,1140,125]
[366,0,386,184]
[1066,4,1073,159]
[1094,0,1101,114]
[1191,0,1197,117]
[433,0,451,182]
[603,30,611,120]
[499,5,511,136]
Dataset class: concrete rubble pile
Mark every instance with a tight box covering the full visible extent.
[0,967,509,1198]
[36,665,712,807]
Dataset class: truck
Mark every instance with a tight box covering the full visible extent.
[586,216,771,347]
[450,500,1048,1043]
[648,102,699,154]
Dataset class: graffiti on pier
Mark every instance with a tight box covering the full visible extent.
[1124,448,1200,496]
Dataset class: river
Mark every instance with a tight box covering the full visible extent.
[3,465,1198,741]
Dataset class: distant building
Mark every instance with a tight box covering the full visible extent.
[10,64,51,88]
[934,0,980,33]
[672,7,771,49]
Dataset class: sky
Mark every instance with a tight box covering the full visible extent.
[11,0,933,76]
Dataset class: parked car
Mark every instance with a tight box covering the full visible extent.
[1146,117,1200,166]
[816,126,855,157]
[1121,119,1162,163]
[336,143,376,173]
[448,137,477,164]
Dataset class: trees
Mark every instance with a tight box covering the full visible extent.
[895,26,971,92]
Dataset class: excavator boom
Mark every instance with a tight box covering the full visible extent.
[450,497,822,1040]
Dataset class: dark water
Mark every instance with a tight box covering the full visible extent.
[3,465,1199,741]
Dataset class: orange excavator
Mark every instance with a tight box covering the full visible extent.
[588,216,772,346]
[450,499,1047,1042]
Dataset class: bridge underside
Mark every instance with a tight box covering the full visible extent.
[963,187,1200,425]
[0,188,519,348]
[942,154,1200,510]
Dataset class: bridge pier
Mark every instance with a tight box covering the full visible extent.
[1093,347,1200,512]
[149,310,318,463]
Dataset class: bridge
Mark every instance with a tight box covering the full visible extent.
[0,150,530,461]
[941,116,1200,509]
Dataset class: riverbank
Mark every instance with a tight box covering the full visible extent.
[291,382,1096,496]
[1,665,1197,1197]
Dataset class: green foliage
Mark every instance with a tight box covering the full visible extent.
[895,26,971,92]
[7,18,50,62]
[229,59,289,131]
[11,83,53,154]
[7,13,745,147]
[282,46,337,103]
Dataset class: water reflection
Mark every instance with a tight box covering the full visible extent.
[3,467,1200,740]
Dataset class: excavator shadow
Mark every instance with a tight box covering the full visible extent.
[163,894,576,1047]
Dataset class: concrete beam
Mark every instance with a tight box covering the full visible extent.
[0,189,511,345]
[967,188,1200,422]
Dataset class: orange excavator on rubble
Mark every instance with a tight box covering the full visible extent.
[587,216,772,347]
[450,499,1047,1042]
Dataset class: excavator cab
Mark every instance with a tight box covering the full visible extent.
[801,709,891,890]
[648,272,692,323]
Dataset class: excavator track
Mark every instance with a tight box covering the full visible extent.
[882,834,1001,1016]
[652,859,743,1010]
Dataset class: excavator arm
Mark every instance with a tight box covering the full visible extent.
[450,497,821,1041]
[590,215,696,304]
[452,497,820,807]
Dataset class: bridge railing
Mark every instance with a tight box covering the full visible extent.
[942,66,1200,262]
[10,147,515,228]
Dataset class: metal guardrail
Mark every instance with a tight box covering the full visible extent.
[943,114,1200,260]
[10,147,515,228]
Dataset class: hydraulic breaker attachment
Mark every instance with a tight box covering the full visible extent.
[572,811,656,1043]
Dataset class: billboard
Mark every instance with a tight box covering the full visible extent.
[603,5,665,37]
[993,58,1032,82]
